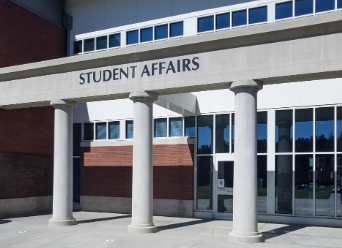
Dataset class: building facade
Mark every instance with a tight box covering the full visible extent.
[1,0,342,244]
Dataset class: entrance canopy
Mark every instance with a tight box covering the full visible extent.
[0,12,341,109]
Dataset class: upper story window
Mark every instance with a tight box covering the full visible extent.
[109,33,121,48]
[84,38,95,52]
[339,0,342,8]
[169,117,183,137]
[316,0,335,13]
[216,13,230,30]
[198,16,214,33]
[232,10,247,27]
[83,123,94,141]
[276,1,293,20]
[154,118,167,137]
[108,121,120,139]
[141,27,153,43]
[155,24,168,40]
[127,30,139,45]
[295,0,313,17]
[170,21,183,37]
[96,36,107,50]
[73,40,82,54]
[126,120,134,139]
[249,6,267,24]
[96,122,107,140]
[185,116,195,137]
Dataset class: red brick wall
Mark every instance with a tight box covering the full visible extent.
[0,0,66,68]
[81,144,194,200]
[0,0,65,199]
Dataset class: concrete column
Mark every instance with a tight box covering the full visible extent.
[49,99,77,226]
[228,80,263,244]
[128,91,157,234]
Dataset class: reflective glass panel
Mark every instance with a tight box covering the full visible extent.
[185,116,195,137]
[83,123,94,140]
[96,122,106,140]
[84,38,95,52]
[73,123,82,156]
[73,40,82,54]
[249,6,267,24]
[217,161,234,213]
[126,120,133,139]
[154,118,167,138]
[155,24,168,40]
[232,113,235,153]
[257,112,267,153]
[315,154,334,216]
[295,108,313,152]
[276,109,293,152]
[197,115,213,154]
[217,195,233,213]
[276,155,293,214]
[337,155,342,217]
[198,16,214,33]
[232,10,247,27]
[170,22,183,37]
[96,36,107,50]
[276,1,293,20]
[257,155,267,213]
[197,156,213,210]
[295,155,313,215]
[339,0,342,8]
[73,158,80,203]
[316,107,334,152]
[216,13,230,30]
[140,27,153,43]
[169,117,183,137]
[216,114,230,153]
[295,0,313,16]
[108,121,120,139]
[127,30,139,45]
[316,0,335,13]
[338,107,342,152]
[109,33,120,48]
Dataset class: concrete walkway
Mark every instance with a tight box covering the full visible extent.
[1,212,342,248]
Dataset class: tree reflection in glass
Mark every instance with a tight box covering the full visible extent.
[316,107,334,152]
[197,115,213,154]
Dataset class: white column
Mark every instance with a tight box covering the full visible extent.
[128,91,157,234]
[228,80,263,244]
[49,99,77,226]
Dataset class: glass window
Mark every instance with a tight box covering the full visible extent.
[197,156,213,210]
[73,40,82,54]
[96,36,107,50]
[275,155,293,214]
[295,155,313,215]
[198,16,214,33]
[295,108,313,152]
[154,118,167,137]
[185,116,195,136]
[83,123,94,140]
[140,27,153,43]
[108,121,120,139]
[84,38,95,52]
[216,13,230,30]
[73,158,81,203]
[109,33,121,48]
[155,24,168,40]
[316,0,335,13]
[257,155,267,213]
[339,0,342,9]
[232,10,247,27]
[216,114,230,153]
[197,115,213,154]
[276,1,293,20]
[169,117,183,137]
[127,30,139,45]
[337,155,342,217]
[315,154,334,216]
[232,113,235,153]
[295,0,313,16]
[217,161,234,213]
[316,107,334,152]
[249,6,267,24]
[73,123,82,156]
[257,112,267,153]
[170,22,183,37]
[126,120,133,139]
[338,107,342,152]
[276,109,293,153]
[96,122,106,140]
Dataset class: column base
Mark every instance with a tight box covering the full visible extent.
[49,217,77,226]
[128,223,157,234]
[228,231,263,244]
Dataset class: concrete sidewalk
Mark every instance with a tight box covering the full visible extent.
[1,212,342,248]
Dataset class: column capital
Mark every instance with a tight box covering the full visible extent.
[129,91,158,101]
[230,80,263,93]
[50,99,77,108]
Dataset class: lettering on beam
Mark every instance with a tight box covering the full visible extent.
[79,57,199,85]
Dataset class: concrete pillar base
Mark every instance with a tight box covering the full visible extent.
[228,231,263,244]
[128,224,157,234]
[49,218,77,226]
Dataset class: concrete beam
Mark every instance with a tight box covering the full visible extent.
[155,93,197,116]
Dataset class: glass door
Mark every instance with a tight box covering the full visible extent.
[214,155,234,219]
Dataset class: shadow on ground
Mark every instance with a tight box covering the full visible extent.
[0,219,11,224]
[157,219,213,232]
[77,214,131,224]
[262,224,306,241]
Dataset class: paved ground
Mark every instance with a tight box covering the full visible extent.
[1,212,342,248]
